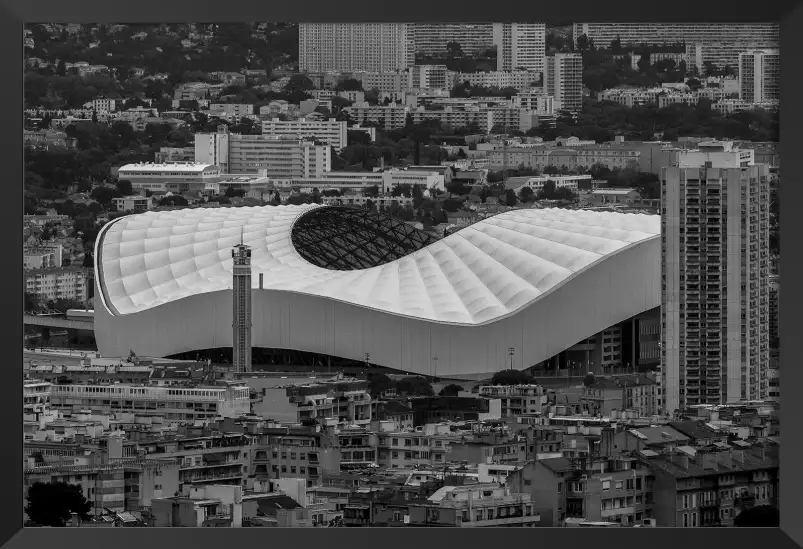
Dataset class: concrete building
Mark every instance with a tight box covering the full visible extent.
[453,71,540,91]
[646,444,779,527]
[260,118,348,150]
[25,267,90,304]
[112,196,153,213]
[24,244,63,270]
[661,142,771,412]
[195,131,331,176]
[117,162,223,194]
[590,189,642,205]
[412,24,494,57]
[252,378,373,426]
[407,483,540,527]
[209,103,254,118]
[545,53,583,113]
[299,23,413,72]
[48,381,252,420]
[24,459,181,517]
[493,23,546,75]
[408,65,450,90]
[478,385,547,418]
[343,104,408,130]
[512,90,555,114]
[738,50,780,103]
[251,427,341,486]
[572,23,779,54]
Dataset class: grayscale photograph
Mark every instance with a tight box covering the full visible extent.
[22,21,780,528]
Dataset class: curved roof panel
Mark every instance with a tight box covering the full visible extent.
[96,205,660,326]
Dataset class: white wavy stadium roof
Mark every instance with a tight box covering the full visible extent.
[96,205,660,326]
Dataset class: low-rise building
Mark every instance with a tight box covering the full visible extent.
[590,188,642,204]
[112,195,153,213]
[407,483,540,527]
[25,267,90,304]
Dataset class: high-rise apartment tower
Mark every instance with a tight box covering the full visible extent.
[232,234,253,374]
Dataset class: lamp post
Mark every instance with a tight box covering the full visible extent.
[364,352,370,369]
[508,347,515,370]
[432,357,438,380]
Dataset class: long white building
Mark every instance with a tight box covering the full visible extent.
[572,23,780,51]
[412,24,494,57]
[299,23,413,73]
[661,142,770,413]
[261,118,348,151]
[93,205,661,379]
[195,132,331,177]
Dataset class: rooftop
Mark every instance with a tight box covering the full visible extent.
[118,162,218,173]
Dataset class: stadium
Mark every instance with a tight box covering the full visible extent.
[93,204,661,380]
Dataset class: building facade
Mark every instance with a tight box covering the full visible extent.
[493,23,546,75]
[545,53,583,113]
[661,142,771,413]
[412,24,494,57]
[299,23,413,73]
[738,50,780,103]
[260,118,348,151]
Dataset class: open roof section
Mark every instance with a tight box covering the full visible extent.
[291,206,439,271]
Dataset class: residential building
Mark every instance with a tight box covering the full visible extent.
[407,483,540,527]
[512,90,554,114]
[768,275,779,349]
[112,196,153,213]
[687,43,780,74]
[117,162,223,194]
[154,146,196,164]
[140,432,253,492]
[408,65,450,90]
[488,145,639,172]
[251,426,341,486]
[493,23,546,75]
[261,117,348,150]
[453,71,541,90]
[24,459,181,517]
[353,71,407,94]
[508,174,589,194]
[412,24,494,57]
[209,103,254,118]
[343,104,408,130]
[590,189,642,205]
[572,23,779,54]
[24,243,63,270]
[738,50,780,103]
[195,131,331,176]
[48,380,252,420]
[25,267,90,304]
[646,444,779,527]
[661,142,771,412]
[299,23,413,72]
[545,53,583,112]
[477,385,547,418]
[252,378,373,426]
[508,448,654,527]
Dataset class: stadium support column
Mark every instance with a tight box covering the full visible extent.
[232,238,253,374]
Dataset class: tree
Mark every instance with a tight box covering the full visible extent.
[397,377,434,396]
[438,384,464,397]
[446,41,463,59]
[504,188,518,206]
[25,481,92,527]
[734,506,779,527]
[490,370,533,386]
[90,186,121,206]
[25,292,40,312]
[159,195,189,207]
[116,179,133,196]
[575,33,593,52]
[517,186,535,203]
[583,372,597,386]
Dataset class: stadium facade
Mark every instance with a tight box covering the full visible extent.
[94,204,661,379]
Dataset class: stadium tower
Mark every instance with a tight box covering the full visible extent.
[231,229,253,373]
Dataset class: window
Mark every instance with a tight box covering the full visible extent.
[602,480,611,491]
[683,513,689,527]
[557,482,562,493]
[615,481,623,490]
[692,513,697,527]
[281,466,287,473]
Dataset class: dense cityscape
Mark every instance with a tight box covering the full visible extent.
[23,22,779,528]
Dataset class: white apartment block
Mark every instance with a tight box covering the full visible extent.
[453,71,541,91]
[209,103,255,118]
[661,142,770,413]
[410,106,495,134]
[408,65,450,90]
[48,381,252,420]
[289,169,445,194]
[354,71,407,94]
[223,135,331,177]
[299,23,413,73]
[545,53,583,113]
[343,104,408,130]
[24,243,63,270]
[26,267,90,304]
[507,174,591,193]
[573,23,779,51]
[118,162,223,193]
[113,195,153,213]
[738,50,780,103]
[412,24,494,57]
[261,117,348,150]
[91,98,117,113]
[493,23,546,75]
[512,91,555,115]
